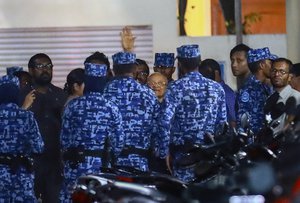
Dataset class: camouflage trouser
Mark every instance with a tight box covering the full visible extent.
[0,167,38,203]
[60,157,103,202]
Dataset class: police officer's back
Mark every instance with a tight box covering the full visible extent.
[0,75,44,202]
[19,53,67,203]
[104,52,161,172]
[60,63,125,202]
[158,45,227,182]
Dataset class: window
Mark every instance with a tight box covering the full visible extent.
[0,25,153,87]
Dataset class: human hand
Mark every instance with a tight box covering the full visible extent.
[120,26,136,52]
[22,90,36,109]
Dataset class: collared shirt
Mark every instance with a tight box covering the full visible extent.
[236,75,273,135]
[0,103,44,202]
[60,92,125,201]
[220,81,236,122]
[103,76,161,171]
[158,71,227,182]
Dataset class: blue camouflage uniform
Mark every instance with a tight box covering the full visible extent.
[236,47,277,135]
[158,45,227,182]
[103,52,161,172]
[236,75,272,134]
[60,63,125,202]
[0,75,44,203]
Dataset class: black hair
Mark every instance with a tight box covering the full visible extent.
[83,75,109,94]
[248,61,261,74]
[84,51,110,68]
[64,68,85,95]
[178,56,201,71]
[199,58,220,80]
[136,59,150,74]
[28,53,52,68]
[13,71,32,85]
[113,64,136,76]
[272,57,293,72]
[230,43,251,58]
[0,84,19,105]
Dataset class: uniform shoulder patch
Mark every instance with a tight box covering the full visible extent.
[241,91,250,102]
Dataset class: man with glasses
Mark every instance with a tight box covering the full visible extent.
[236,47,277,136]
[20,53,67,203]
[136,58,150,85]
[104,52,161,172]
[266,58,300,136]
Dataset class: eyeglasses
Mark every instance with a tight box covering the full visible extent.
[138,72,149,77]
[147,81,167,87]
[34,63,53,70]
[270,69,289,75]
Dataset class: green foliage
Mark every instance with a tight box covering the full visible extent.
[242,12,262,34]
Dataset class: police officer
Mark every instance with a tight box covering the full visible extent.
[60,63,125,202]
[236,47,277,135]
[158,44,227,182]
[104,52,161,172]
[0,75,44,202]
[266,58,300,136]
[153,53,176,83]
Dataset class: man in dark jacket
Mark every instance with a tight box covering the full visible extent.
[20,53,67,203]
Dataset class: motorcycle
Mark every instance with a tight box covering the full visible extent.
[71,165,187,203]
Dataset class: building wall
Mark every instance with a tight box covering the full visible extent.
[0,0,287,90]
[211,0,286,35]
[286,0,300,63]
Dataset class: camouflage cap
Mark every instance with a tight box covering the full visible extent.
[0,75,19,87]
[112,52,136,65]
[84,63,107,77]
[6,66,23,76]
[154,53,175,67]
[247,47,278,64]
[177,44,201,58]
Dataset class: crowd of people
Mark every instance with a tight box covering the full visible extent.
[1,26,300,202]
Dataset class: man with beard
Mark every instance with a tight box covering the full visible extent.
[20,53,67,203]
[159,45,227,182]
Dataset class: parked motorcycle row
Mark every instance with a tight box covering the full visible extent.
[70,102,300,203]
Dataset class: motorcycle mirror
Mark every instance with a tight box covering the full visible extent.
[240,113,250,130]
[204,133,215,144]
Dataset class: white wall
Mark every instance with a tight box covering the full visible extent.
[0,0,287,90]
